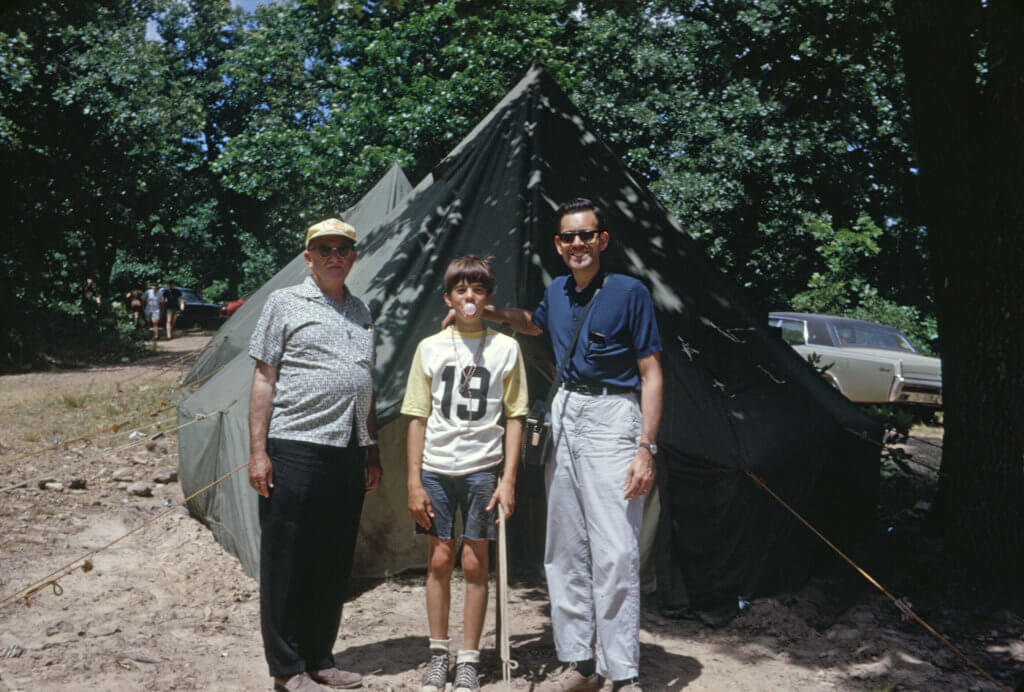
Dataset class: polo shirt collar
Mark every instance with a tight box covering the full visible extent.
[565,268,607,302]
[298,276,349,308]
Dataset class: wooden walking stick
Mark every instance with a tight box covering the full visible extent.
[496,504,517,689]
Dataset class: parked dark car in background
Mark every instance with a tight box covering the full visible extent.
[164,287,225,329]
[769,311,942,406]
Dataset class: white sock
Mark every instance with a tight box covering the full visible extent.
[456,649,480,664]
[429,638,450,655]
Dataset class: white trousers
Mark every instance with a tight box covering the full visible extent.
[544,388,644,681]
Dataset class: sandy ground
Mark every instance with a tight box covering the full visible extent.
[0,334,1020,691]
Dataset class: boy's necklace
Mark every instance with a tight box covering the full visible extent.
[451,326,486,397]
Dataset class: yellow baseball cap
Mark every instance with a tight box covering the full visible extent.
[305,218,357,248]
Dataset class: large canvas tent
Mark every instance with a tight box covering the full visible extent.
[178,66,880,615]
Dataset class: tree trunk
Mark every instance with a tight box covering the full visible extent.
[895,0,1024,591]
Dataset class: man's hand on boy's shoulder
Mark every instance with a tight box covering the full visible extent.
[487,479,515,522]
[408,482,434,530]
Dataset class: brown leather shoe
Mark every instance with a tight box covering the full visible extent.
[274,673,327,692]
[310,667,363,688]
[533,663,603,691]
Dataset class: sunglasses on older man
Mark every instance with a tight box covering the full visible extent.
[556,229,599,244]
[313,243,354,258]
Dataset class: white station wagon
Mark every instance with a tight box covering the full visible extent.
[769,312,943,406]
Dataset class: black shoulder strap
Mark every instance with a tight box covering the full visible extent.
[542,274,608,409]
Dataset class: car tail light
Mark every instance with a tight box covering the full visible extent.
[219,306,227,316]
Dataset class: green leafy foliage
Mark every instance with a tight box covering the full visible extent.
[1,0,932,369]
[791,215,938,354]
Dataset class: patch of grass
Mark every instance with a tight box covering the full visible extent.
[0,371,183,457]
[60,393,90,409]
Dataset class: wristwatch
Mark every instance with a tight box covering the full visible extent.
[638,441,658,455]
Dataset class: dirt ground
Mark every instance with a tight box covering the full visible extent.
[0,334,1020,691]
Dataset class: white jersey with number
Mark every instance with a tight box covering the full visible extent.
[401,326,528,476]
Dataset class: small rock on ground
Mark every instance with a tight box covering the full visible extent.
[153,468,178,484]
[126,481,153,497]
[111,467,134,482]
[45,621,75,637]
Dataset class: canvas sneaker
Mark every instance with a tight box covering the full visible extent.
[421,652,449,692]
[453,660,480,691]
[533,662,603,691]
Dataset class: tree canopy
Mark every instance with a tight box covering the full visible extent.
[3,0,1022,598]
[1,0,925,351]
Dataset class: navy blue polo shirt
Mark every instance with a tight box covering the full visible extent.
[531,270,662,390]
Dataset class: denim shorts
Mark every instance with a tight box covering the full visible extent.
[416,467,499,541]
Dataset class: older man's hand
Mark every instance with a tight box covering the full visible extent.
[248,451,274,498]
[365,460,383,492]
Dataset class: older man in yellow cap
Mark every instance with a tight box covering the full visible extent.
[248,218,383,691]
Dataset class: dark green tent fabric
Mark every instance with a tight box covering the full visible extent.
[182,162,413,386]
[178,66,880,612]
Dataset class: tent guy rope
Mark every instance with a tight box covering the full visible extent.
[0,401,176,469]
[0,403,240,611]
[0,407,217,494]
[0,357,229,471]
[746,471,1010,692]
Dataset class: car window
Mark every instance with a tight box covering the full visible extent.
[768,317,806,345]
[180,289,202,302]
[806,319,833,346]
[833,321,917,352]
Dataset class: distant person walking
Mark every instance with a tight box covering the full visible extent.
[248,218,382,691]
[142,280,162,340]
[126,283,144,327]
[162,280,184,340]
[81,278,101,307]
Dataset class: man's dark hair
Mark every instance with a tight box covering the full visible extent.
[444,255,496,294]
[554,197,608,234]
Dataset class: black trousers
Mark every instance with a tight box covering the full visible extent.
[260,437,366,677]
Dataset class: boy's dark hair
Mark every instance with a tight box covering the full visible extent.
[554,197,608,234]
[444,255,496,294]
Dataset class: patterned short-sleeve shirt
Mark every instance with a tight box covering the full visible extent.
[249,277,375,448]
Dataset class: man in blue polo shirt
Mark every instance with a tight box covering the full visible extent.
[480,198,662,691]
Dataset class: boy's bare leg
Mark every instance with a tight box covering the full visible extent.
[460,538,490,650]
[426,537,456,639]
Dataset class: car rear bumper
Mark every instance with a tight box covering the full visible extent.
[889,376,943,406]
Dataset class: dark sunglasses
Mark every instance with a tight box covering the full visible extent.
[556,230,599,243]
[313,243,354,258]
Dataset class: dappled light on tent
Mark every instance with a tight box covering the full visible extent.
[177,66,880,620]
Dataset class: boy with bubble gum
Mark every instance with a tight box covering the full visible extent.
[401,255,528,692]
